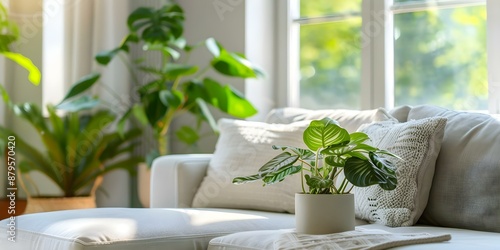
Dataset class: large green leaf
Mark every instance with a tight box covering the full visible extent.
[271,145,315,160]
[137,80,163,95]
[60,73,100,102]
[194,98,218,133]
[175,126,200,145]
[95,48,122,65]
[159,89,184,109]
[202,78,257,118]
[1,51,41,85]
[143,42,180,60]
[43,106,66,168]
[162,64,198,79]
[56,95,100,112]
[127,5,184,44]
[262,165,302,185]
[325,155,346,167]
[258,152,299,172]
[141,91,168,126]
[206,38,263,78]
[232,173,263,185]
[303,118,350,151]
[369,152,397,190]
[13,103,48,132]
[233,152,299,185]
[343,153,397,190]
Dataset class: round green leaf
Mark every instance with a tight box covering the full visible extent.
[303,118,350,151]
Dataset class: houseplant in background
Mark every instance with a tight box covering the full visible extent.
[95,3,262,207]
[0,2,41,216]
[233,118,399,234]
[0,74,143,213]
[0,2,40,86]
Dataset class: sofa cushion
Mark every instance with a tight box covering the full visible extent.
[408,105,500,233]
[0,208,295,250]
[265,107,396,132]
[389,105,412,122]
[192,119,308,213]
[354,117,447,227]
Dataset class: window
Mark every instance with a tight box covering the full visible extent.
[282,0,499,113]
[293,0,362,109]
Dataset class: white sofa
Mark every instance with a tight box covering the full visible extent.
[1,105,500,249]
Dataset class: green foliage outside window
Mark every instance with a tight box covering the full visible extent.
[298,1,487,111]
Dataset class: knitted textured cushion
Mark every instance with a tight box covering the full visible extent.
[354,117,447,227]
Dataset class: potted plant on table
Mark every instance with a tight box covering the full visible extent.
[95,3,262,207]
[0,74,143,213]
[233,118,399,234]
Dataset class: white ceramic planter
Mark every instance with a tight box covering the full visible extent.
[138,163,151,208]
[295,193,355,234]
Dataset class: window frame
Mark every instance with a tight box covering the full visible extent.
[279,0,499,113]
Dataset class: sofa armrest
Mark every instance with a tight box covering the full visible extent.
[150,154,212,208]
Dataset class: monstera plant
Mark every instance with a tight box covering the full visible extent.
[95,3,262,165]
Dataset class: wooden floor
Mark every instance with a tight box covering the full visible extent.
[0,199,27,220]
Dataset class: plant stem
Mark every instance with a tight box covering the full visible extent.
[338,178,348,194]
[315,148,322,177]
[194,65,210,80]
[172,76,182,90]
[300,164,306,193]
[297,158,313,169]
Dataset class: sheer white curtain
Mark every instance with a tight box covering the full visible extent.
[42,0,132,207]
[43,0,130,109]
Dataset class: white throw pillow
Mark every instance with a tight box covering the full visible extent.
[354,117,447,227]
[192,119,309,213]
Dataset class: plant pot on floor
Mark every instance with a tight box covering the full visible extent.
[21,175,102,214]
[295,193,355,234]
[24,196,96,214]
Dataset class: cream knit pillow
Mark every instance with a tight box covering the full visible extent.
[192,119,308,213]
[354,117,447,227]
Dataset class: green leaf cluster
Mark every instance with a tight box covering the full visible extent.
[233,118,399,194]
[0,3,40,86]
[94,3,262,158]
[0,74,143,197]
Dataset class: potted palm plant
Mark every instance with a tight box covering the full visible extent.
[233,118,399,234]
[1,2,41,214]
[95,3,262,207]
[0,73,143,213]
